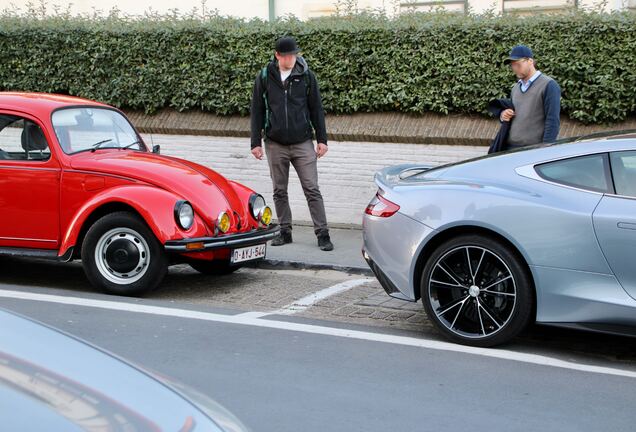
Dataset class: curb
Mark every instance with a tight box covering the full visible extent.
[245,258,373,276]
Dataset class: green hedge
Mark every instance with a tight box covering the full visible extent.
[0,11,635,123]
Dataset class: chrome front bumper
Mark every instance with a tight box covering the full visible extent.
[164,224,280,252]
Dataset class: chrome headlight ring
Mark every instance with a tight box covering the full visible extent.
[174,200,194,230]
[249,194,267,221]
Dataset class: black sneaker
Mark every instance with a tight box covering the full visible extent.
[271,231,292,246]
[317,234,334,251]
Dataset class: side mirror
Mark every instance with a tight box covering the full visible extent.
[152,145,161,154]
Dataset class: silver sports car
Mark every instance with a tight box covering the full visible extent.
[362,131,636,347]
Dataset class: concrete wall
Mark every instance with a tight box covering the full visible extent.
[142,134,486,226]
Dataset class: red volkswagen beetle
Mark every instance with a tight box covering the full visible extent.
[0,93,279,295]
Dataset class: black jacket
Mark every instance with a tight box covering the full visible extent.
[487,98,514,154]
[250,56,327,148]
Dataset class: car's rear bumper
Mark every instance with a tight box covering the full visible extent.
[362,212,435,301]
[363,253,403,297]
[164,224,280,252]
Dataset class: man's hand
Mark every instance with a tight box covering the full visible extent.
[500,109,515,122]
[251,146,264,160]
[316,143,328,158]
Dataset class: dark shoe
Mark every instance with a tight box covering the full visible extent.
[271,231,292,246]
[317,234,334,251]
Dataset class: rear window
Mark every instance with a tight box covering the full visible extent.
[535,153,613,193]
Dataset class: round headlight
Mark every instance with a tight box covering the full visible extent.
[261,206,272,226]
[217,212,231,234]
[175,201,194,230]
[249,194,267,221]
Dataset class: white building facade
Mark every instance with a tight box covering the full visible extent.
[6,0,636,19]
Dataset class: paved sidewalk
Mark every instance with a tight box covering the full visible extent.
[251,224,370,274]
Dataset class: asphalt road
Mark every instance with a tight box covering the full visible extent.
[1,257,636,431]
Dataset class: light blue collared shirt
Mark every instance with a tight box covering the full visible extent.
[519,70,542,93]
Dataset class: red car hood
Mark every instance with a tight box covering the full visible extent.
[70,150,248,229]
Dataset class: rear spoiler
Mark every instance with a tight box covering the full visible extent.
[374,164,435,189]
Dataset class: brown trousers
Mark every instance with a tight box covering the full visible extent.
[265,139,328,236]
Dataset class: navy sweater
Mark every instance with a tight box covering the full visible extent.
[541,79,561,143]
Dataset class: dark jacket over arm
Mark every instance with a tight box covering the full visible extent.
[488,98,513,121]
[307,70,328,145]
[487,98,514,154]
[250,72,266,149]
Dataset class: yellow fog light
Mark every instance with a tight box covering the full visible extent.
[217,212,231,233]
[261,206,272,226]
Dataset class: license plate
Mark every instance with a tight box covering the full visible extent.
[231,244,267,264]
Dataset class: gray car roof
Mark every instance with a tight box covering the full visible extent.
[440,135,636,181]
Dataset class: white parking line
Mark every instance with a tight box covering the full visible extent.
[1,288,635,379]
[237,278,371,318]
[258,278,372,317]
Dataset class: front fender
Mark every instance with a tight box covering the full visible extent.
[59,185,210,257]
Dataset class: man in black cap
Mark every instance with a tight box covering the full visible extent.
[499,45,561,149]
[250,36,333,251]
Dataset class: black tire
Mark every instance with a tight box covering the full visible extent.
[421,234,534,347]
[188,259,241,276]
[81,211,168,296]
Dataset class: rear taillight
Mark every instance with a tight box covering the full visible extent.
[365,193,400,218]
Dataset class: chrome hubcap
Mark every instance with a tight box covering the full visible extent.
[95,228,150,285]
[428,246,516,339]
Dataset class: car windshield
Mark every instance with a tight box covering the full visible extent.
[51,107,146,155]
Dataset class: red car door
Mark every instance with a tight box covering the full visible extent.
[0,112,60,250]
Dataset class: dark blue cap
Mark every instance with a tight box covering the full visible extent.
[504,45,533,64]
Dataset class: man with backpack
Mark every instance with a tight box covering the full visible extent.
[250,36,333,251]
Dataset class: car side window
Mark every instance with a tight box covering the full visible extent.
[0,114,51,161]
[610,151,636,198]
[535,153,613,193]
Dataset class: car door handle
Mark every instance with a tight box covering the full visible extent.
[617,222,636,230]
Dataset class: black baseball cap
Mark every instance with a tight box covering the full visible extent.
[275,36,300,55]
[504,45,533,65]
